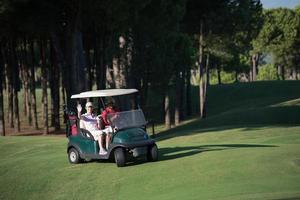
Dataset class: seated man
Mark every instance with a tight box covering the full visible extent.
[77,102,108,155]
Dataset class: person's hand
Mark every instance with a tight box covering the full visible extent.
[96,115,101,125]
[113,127,118,132]
[77,104,82,113]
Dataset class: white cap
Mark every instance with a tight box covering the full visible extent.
[85,102,93,108]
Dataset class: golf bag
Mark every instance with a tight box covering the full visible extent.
[63,105,78,137]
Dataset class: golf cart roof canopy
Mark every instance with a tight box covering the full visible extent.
[71,89,138,99]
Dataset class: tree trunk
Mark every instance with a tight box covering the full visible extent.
[277,65,285,80]
[21,39,32,125]
[249,69,253,82]
[99,36,107,90]
[29,40,38,129]
[84,40,92,90]
[13,87,20,133]
[20,41,27,117]
[61,30,72,108]
[49,41,60,131]
[252,54,259,81]
[61,87,66,106]
[292,67,297,80]
[111,46,128,89]
[140,75,149,112]
[7,83,13,128]
[199,20,206,118]
[0,77,4,136]
[20,58,27,117]
[206,54,210,86]
[174,71,181,126]
[11,40,20,133]
[49,45,55,127]
[4,43,14,128]
[40,39,49,135]
[71,31,86,94]
[179,69,185,121]
[117,37,128,89]
[63,3,86,109]
[0,43,5,136]
[93,26,104,90]
[217,67,222,84]
[281,66,285,80]
[50,31,67,110]
[112,56,120,88]
[164,92,171,129]
[186,67,192,116]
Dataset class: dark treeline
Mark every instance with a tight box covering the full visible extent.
[0,0,299,136]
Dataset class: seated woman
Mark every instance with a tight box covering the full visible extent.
[77,102,108,155]
[101,101,118,127]
[100,101,119,148]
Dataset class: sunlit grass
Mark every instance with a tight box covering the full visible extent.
[1,81,300,199]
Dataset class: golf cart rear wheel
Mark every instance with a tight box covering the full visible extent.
[147,144,158,162]
[68,148,82,164]
[114,148,126,167]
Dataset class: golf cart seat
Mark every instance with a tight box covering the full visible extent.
[80,128,95,140]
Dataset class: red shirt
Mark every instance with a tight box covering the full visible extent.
[101,107,117,127]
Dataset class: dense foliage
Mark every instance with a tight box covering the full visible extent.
[0,0,299,134]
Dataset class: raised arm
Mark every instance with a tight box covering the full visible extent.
[77,104,86,129]
[77,104,82,119]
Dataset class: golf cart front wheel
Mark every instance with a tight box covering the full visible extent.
[114,148,126,167]
[68,148,82,164]
[147,144,158,162]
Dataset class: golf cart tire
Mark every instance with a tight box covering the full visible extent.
[147,144,158,162]
[114,148,126,167]
[68,148,82,164]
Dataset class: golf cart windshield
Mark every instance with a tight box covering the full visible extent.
[107,109,146,130]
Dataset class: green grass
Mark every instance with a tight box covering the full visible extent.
[1,81,300,200]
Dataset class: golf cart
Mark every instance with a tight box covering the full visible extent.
[65,89,158,167]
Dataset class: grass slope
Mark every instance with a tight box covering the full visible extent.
[1,81,300,200]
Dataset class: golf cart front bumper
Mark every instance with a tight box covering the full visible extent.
[110,139,156,149]
[110,139,156,157]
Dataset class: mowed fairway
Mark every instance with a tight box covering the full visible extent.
[0,81,300,200]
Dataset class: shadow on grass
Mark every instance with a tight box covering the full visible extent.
[153,105,300,142]
[124,144,277,167]
[158,144,277,161]
[78,144,277,167]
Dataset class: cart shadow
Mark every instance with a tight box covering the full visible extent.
[83,144,277,167]
[158,144,277,161]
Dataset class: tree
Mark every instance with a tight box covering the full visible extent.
[183,0,262,118]
[40,39,49,135]
[49,41,60,131]
[253,8,300,80]
[174,34,194,125]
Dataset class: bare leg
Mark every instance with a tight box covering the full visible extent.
[106,134,111,150]
[98,135,107,154]
[98,136,103,150]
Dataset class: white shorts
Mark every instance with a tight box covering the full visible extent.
[90,127,113,141]
[103,126,113,134]
[90,130,104,141]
